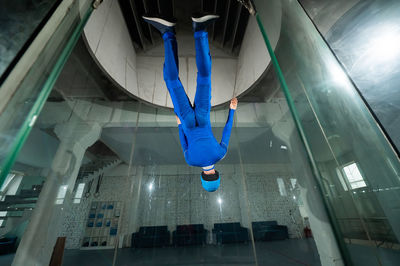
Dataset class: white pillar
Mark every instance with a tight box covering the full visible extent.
[12,122,101,266]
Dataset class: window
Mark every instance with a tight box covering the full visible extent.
[277,178,287,196]
[290,178,297,189]
[73,183,85,204]
[55,185,68,205]
[0,174,16,195]
[341,162,366,190]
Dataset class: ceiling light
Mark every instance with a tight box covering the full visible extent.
[353,24,400,79]
[369,27,400,63]
[329,62,349,86]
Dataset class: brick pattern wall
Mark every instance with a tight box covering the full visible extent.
[61,163,303,249]
[61,174,130,249]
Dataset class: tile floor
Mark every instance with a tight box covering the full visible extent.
[2,238,400,265]
[61,239,321,266]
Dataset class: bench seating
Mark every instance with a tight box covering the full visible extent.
[173,224,207,246]
[252,221,288,241]
[131,226,170,248]
[212,223,249,244]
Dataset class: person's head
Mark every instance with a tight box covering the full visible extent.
[200,169,220,192]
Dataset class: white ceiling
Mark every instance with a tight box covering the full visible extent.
[100,126,292,165]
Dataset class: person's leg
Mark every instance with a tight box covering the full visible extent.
[163,32,195,128]
[163,31,180,81]
[193,30,212,127]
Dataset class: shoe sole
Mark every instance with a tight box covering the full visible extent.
[192,14,219,22]
[142,16,176,27]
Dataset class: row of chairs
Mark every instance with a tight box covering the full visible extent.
[131,221,288,248]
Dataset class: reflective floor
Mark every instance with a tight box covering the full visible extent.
[62,240,321,266]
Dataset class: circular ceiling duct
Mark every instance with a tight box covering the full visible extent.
[83,0,281,108]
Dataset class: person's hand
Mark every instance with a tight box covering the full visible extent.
[176,115,181,125]
[230,98,238,110]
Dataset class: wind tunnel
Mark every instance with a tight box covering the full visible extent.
[0,0,399,266]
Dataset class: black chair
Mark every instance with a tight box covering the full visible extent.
[212,223,249,244]
[172,224,207,246]
[252,221,289,241]
[0,237,17,255]
[131,226,170,248]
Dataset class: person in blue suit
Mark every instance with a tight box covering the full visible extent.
[143,13,238,192]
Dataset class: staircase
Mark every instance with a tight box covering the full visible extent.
[76,158,121,182]
[0,183,42,238]
[0,184,42,213]
[75,158,121,198]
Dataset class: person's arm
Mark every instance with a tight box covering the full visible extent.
[220,98,237,150]
[176,116,188,153]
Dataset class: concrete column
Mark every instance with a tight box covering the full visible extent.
[12,122,101,266]
[273,121,344,266]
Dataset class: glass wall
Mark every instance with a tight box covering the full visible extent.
[308,0,400,153]
[0,118,59,265]
[0,33,124,264]
[0,27,337,264]
[0,0,93,190]
[254,0,400,265]
[108,77,326,265]
[2,0,400,266]
[0,0,60,79]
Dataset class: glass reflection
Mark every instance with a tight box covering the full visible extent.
[4,0,400,265]
[324,0,400,151]
[256,0,400,265]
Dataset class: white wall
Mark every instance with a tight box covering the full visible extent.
[83,0,137,95]
[234,0,282,96]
